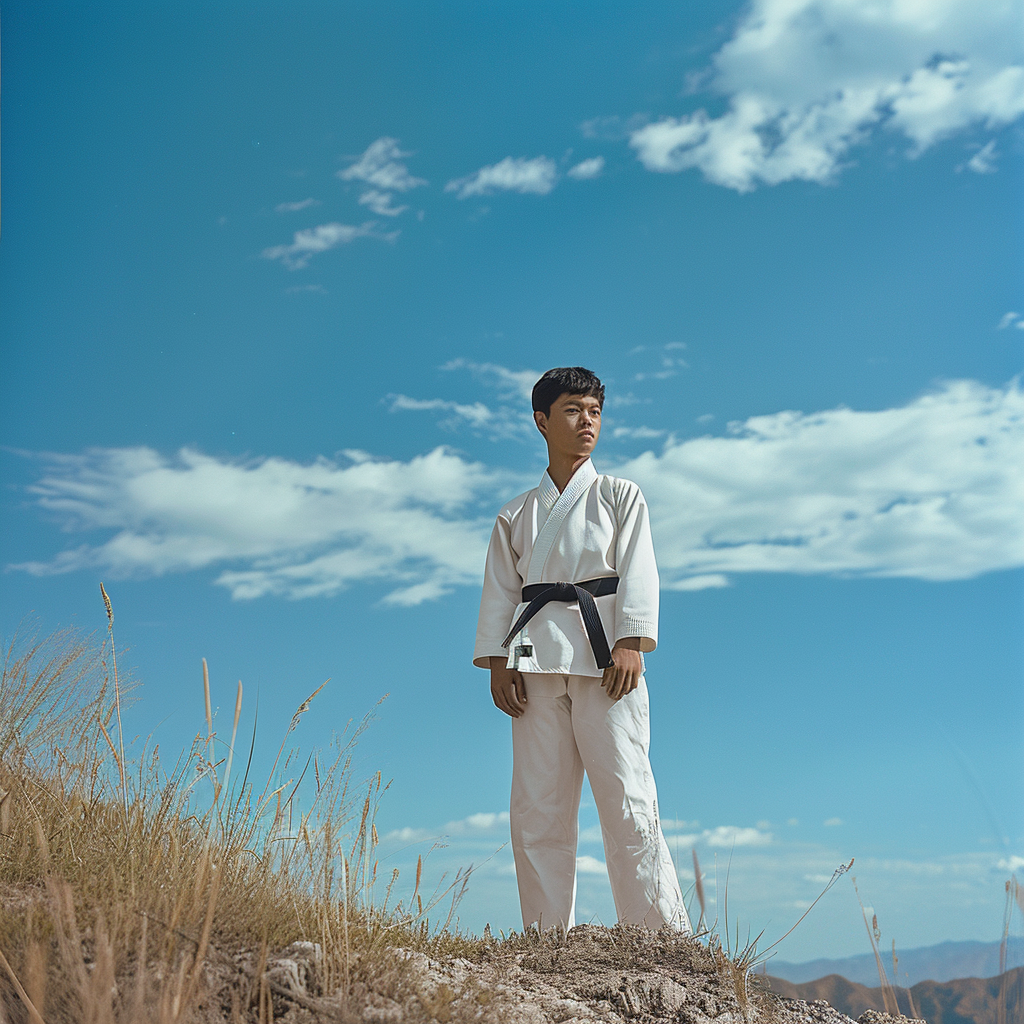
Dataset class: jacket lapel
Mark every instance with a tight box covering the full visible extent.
[525,459,597,584]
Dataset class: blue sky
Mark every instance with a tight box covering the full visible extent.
[2,0,1022,962]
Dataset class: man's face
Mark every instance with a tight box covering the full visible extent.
[534,391,603,458]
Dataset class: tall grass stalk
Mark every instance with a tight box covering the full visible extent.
[100,583,129,828]
[852,875,902,1016]
[689,847,855,1014]
[998,874,1024,1024]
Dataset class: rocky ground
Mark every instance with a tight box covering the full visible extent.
[195,925,927,1024]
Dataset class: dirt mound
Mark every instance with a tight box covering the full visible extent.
[197,925,926,1024]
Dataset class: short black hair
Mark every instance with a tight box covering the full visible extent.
[531,367,605,417]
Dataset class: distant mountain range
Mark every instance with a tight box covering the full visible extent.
[767,939,1024,987]
[761,967,1023,1024]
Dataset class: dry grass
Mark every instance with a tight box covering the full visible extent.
[0,610,477,1023]
[0,599,857,1023]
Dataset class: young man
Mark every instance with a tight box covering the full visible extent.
[474,366,691,934]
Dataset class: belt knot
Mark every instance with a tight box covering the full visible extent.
[501,576,620,670]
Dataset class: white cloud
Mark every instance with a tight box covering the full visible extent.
[966,139,998,174]
[14,379,1023,600]
[338,137,427,192]
[262,222,391,270]
[661,823,773,848]
[629,0,1024,191]
[664,574,730,591]
[612,378,1024,586]
[997,311,1024,330]
[13,447,501,605]
[464,812,509,830]
[567,156,605,180]
[576,855,608,875]
[385,810,510,844]
[661,819,701,832]
[705,825,774,847]
[357,189,409,217]
[445,157,558,199]
[824,817,844,827]
[275,198,320,213]
[997,855,1024,873]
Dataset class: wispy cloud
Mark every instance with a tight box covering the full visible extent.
[632,343,689,381]
[612,426,666,440]
[567,156,605,180]
[580,114,650,141]
[389,361,541,441]
[629,0,1024,191]
[966,140,999,174]
[285,283,327,295]
[261,222,392,270]
[357,189,409,217]
[339,137,427,192]
[275,198,321,213]
[386,394,493,430]
[997,312,1024,330]
[445,157,558,199]
[13,447,503,605]
[442,359,539,403]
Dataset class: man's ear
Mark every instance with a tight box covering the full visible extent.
[533,410,548,436]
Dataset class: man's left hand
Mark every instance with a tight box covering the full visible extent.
[602,639,643,701]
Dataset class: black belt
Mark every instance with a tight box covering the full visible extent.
[501,576,619,670]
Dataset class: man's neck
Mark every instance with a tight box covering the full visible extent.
[547,454,591,494]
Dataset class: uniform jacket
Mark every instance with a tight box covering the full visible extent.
[473,458,659,677]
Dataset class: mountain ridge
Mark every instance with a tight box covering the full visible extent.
[768,939,1024,987]
[762,966,1024,1024]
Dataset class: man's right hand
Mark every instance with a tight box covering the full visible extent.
[489,658,528,718]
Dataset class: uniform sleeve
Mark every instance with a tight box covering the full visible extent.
[613,481,659,653]
[472,512,523,668]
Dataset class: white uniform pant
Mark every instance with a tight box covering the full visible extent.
[510,672,691,933]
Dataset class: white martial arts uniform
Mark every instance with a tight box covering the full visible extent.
[474,458,690,933]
